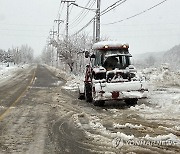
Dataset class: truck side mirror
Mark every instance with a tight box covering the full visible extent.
[85,51,89,58]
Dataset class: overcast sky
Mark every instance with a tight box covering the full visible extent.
[0,0,180,56]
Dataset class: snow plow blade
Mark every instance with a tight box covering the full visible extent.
[93,81,148,101]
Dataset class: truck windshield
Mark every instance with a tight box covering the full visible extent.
[103,55,131,70]
[94,49,131,69]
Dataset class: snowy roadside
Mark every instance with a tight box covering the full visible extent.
[0,63,30,83]
[45,64,180,115]
[46,64,180,153]
[44,64,84,91]
[134,64,180,124]
[142,64,180,87]
[46,64,180,100]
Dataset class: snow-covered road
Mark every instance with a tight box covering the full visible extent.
[50,64,180,153]
[0,64,179,153]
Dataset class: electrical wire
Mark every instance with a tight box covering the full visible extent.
[69,0,96,28]
[69,0,93,26]
[101,0,125,15]
[101,0,127,16]
[71,0,127,35]
[58,2,65,20]
[55,2,66,37]
[69,0,76,15]
[56,2,62,19]
[68,0,168,37]
[103,0,168,25]
[71,17,94,36]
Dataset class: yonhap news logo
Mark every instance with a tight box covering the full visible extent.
[112,137,178,149]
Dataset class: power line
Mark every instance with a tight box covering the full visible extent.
[57,3,65,32]
[69,0,93,26]
[70,0,168,38]
[69,2,95,29]
[69,0,95,28]
[71,17,94,36]
[101,0,126,15]
[56,2,62,19]
[71,0,127,36]
[69,0,76,15]
[100,0,127,16]
[58,2,65,20]
[103,0,168,25]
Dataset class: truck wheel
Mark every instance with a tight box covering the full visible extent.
[84,83,92,102]
[93,100,105,107]
[125,99,138,106]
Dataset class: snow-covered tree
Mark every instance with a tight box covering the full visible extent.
[41,46,55,66]
[0,45,34,65]
[19,44,34,63]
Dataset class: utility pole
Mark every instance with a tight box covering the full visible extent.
[54,19,64,40]
[49,28,57,39]
[93,18,96,43]
[61,0,75,42]
[49,28,57,67]
[96,0,101,42]
[54,20,63,68]
[71,1,100,42]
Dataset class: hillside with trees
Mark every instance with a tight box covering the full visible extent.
[134,44,180,70]
[163,44,180,70]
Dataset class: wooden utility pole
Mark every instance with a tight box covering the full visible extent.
[96,0,101,42]
[54,19,64,40]
[61,0,75,41]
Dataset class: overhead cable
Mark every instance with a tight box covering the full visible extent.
[101,0,126,15]
[69,0,96,28]
[71,0,127,35]
[71,17,94,36]
[103,0,168,25]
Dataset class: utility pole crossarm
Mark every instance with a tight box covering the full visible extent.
[49,30,57,39]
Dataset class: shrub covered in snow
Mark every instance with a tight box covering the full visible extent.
[142,63,180,87]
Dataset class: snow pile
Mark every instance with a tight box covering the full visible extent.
[0,63,28,81]
[113,123,143,129]
[174,126,180,131]
[63,75,83,90]
[158,126,180,132]
[74,113,180,150]
[85,115,135,143]
[44,64,83,90]
[142,64,180,86]
[143,133,180,144]
[172,95,180,105]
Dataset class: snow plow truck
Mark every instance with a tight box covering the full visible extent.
[78,41,148,106]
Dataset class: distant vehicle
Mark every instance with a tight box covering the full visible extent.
[78,41,148,106]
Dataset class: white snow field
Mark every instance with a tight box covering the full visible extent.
[0,63,29,82]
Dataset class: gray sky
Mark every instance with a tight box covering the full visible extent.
[0,0,180,56]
